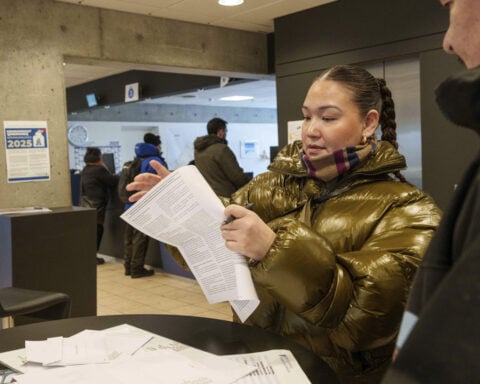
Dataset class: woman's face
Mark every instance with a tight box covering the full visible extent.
[301,79,378,159]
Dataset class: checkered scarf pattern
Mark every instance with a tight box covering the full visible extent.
[301,139,377,182]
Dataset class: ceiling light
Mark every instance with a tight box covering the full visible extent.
[220,95,254,101]
[218,0,244,6]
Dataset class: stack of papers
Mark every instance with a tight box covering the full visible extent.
[24,329,152,366]
[0,324,312,383]
[121,166,260,322]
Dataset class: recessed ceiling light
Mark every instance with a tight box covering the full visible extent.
[220,95,254,101]
[218,0,244,6]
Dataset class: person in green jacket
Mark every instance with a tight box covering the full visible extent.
[194,117,251,197]
[127,64,441,383]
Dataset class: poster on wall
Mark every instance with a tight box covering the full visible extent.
[240,140,258,158]
[3,120,51,183]
[287,120,303,143]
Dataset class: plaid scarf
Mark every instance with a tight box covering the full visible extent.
[301,139,377,182]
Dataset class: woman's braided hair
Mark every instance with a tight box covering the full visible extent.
[317,64,406,182]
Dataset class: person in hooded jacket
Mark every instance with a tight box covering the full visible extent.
[125,65,441,383]
[122,141,167,278]
[194,117,251,197]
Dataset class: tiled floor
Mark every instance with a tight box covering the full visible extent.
[96,255,233,321]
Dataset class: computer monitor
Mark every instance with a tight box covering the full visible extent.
[86,93,98,107]
[102,153,115,174]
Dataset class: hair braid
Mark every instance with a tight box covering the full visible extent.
[376,78,406,182]
[377,78,398,149]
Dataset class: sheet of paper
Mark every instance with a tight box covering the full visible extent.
[24,329,153,366]
[226,349,312,384]
[121,165,259,322]
[13,349,255,384]
[13,325,256,384]
[0,325,311,384]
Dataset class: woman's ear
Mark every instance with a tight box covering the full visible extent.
[363,109,379,137]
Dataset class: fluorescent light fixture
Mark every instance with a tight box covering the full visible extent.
[220,95,254,101]
[218,0,244,6]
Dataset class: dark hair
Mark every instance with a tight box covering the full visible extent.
[144,133,161,146]
[84,147,101,163]
[207,117,227,135]
[317,64,405,182]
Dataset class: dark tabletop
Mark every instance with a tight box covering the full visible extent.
[0,314,338,383]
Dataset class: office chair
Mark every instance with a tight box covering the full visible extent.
[0,287,71,327]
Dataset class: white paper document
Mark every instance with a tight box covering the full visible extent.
[120,165,259,322]
[25,330,152,366]
[0,324,312,384]
[227,349,312,384]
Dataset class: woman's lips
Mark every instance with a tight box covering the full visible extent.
[306,145,326,156]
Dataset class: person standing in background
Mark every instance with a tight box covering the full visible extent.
[194,117,251,197]
[382,1,480,382]
[122,135,167,278]
[144,133,168,169]
[79,146,118,265]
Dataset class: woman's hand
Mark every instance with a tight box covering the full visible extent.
[221,204,275,261]
[126,160,171,202]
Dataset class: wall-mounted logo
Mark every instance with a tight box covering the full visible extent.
[125,83,140,103]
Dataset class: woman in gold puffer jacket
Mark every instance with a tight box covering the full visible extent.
[220,65,441,383]
[127,65,441,383]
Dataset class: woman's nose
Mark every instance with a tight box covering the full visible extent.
[304,119,320,136]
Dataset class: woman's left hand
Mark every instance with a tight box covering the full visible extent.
[221,204,275,261]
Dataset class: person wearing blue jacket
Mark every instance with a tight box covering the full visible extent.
[123,138,167,278]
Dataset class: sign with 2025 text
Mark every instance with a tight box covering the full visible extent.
[4,120,51,183]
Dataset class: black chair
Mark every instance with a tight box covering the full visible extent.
[0,287,71,327]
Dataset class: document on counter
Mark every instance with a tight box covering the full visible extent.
[0,325,311,384]
[1,324,257,384]
[227,349,312,384]
[120,165,259,322]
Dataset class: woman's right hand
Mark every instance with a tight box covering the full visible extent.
[126,160,171,202]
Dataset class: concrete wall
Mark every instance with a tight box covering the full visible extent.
[0,0,269,209]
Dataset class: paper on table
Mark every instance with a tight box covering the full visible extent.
[13,349,256,384]
[226,349,312,384]
[121,165,259,322]
[0,325,311,384]
[13,325,257,384]
[24,330,152,366]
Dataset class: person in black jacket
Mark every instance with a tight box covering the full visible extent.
[80,147,118,265]
[383,0,480,382]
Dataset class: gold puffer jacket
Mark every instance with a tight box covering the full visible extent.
[228,140,441,383]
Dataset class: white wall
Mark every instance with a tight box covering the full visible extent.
[68,121,278,177]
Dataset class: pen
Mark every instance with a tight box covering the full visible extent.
[222,203,254,225]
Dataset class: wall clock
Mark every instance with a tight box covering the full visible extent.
[68,125,88,146]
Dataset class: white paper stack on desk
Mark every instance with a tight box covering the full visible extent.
[0,324,312,384]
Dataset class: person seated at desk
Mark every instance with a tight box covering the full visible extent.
[126,65,441,383]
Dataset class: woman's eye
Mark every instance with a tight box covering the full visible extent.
[322,117,336,122]
[303,116,311,121]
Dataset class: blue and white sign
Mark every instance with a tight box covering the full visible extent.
[125,82,139,103]
[4,120,51,183]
